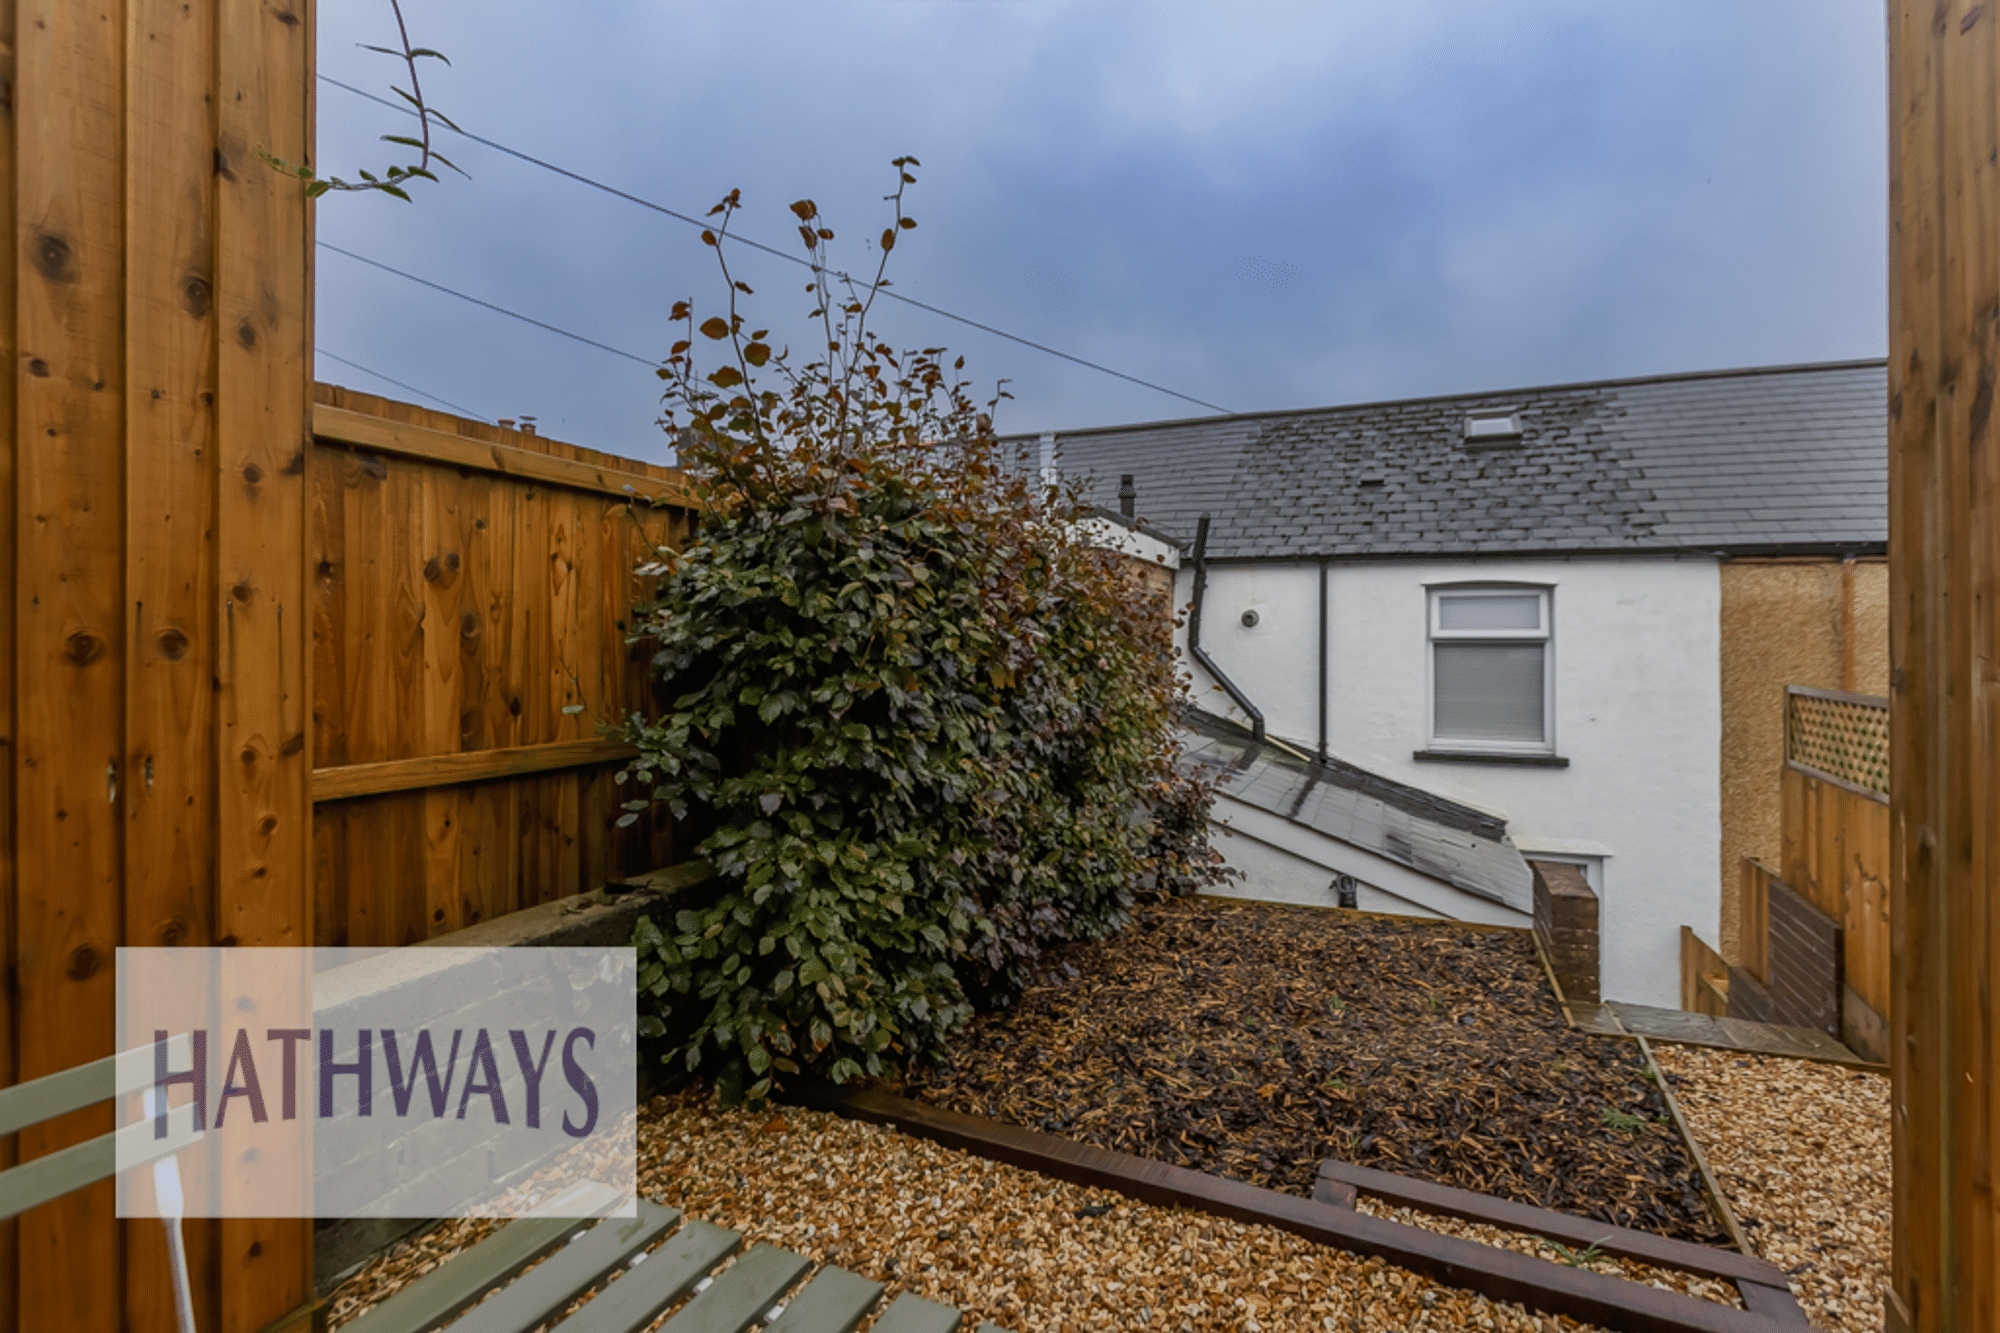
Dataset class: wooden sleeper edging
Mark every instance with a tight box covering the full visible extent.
[1316,1156,1807,1325]
[789,1082,1818,1333]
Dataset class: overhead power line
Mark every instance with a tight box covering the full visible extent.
[319,242,661,367]
[318,74,1234,416]
[317,348,490,420]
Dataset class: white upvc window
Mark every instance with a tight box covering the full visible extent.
[1426,586,1553,753]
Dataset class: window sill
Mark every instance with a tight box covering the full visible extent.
[1413,749,1570,768]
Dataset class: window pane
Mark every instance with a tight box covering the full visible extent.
[1434,643,1545,743]
[1438,593,1541,632]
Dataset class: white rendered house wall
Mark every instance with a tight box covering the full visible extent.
[1175,554,1722,1009]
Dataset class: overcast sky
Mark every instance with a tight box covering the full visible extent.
[313,2,1888,465]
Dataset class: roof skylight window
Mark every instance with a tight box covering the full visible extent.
[1462,411,1524,448]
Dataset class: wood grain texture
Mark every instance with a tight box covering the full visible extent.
[1736,860,1772,986]
[1888,1,2000,1327]
[13,0,128,1326]
[1678,928,1728,1019]
[1784,768,1888,1056]
[306,392,684,942]
[213,0,315,1322]
[0,0,18,1320]
[1777,766,1891,1024]
[313,403,693,506]
[312,739,638,802]
[122,0,223,1326]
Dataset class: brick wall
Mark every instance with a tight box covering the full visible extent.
[1765,878,1843,1037]
[1530,861,1599,1004]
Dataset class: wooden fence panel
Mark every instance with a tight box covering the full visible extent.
[4,5,695,1327]
[1839,784,1893,1040]
[1678,927,1729,1017]
[1888,1,2000,1322]
[3,0,317,1326]
[1736,859,1772,986]
[307,386,689,946]
[1778,765,1892,1045]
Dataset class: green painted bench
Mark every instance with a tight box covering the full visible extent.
[1,1037,1017,1333]
[0,1034,205,1330]
[352,1185,1014,1333]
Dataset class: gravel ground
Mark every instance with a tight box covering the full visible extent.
[330,1088,1617,1333]
[910,899,1719,1241]
[1348,1197,1742,1309]
[1652,1045,1891,1333]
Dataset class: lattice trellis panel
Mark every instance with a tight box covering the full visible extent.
[1786,687,1890,795]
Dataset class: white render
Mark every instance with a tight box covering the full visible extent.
[1075,515,1182,570]
[1179,554,1722,1009]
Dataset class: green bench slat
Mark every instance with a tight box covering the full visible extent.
[657,1243,812,1333]
[0,1033,196,1138]
[352,1217,583,1333]
[445,1202,680,1333]
[0,1060,114,1139]
[0,1102,203,1223]
[866,1293,962,1333]
[0,1136,113,1222]
[550,1219,739,1333]
[762,1266,883,1333]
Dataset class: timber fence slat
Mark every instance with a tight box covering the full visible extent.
[124,3,226,1318]
[312,739,640,802]
[14,0,129,1327]
[0,0,15,1313]
[313,404,696,507]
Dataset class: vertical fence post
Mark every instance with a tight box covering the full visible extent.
[1888,1,2000,1328]
[3,1,316,1329]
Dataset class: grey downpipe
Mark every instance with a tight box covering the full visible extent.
[1317,559,1328,763]
[1188,513,1266,743]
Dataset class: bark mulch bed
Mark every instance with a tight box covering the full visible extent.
[903,896,1728,1246]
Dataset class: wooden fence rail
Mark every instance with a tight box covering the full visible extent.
[308,385,689,949]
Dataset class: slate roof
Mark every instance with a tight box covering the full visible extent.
[1180,710,1534,914]
[1017,360,1886,562]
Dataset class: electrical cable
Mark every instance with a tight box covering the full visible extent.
[317,74,1235,416]
[316,348,491,420]
[319,242,661,368]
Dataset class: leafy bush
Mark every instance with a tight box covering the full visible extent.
[623,161,1228,1106]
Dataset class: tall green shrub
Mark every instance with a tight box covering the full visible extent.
[623,161,1226,1105]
